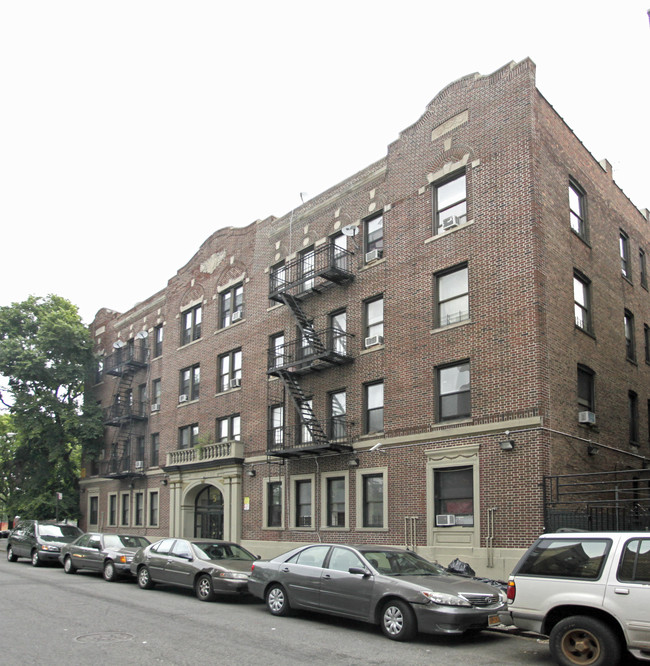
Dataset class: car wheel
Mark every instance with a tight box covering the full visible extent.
[266,584,290,616]
[7,545,17,562]
[63,556,76,574]
[31,550,41,567]
[195,574,216,602]
[103,560,118,582]
[137,566,155,589]
[550,615,621,666]
[380,600,417,641]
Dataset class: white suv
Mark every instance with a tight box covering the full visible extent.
[502,532,650,666]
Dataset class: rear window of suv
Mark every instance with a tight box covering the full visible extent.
[618,538,650,583]
[518,538,611,579]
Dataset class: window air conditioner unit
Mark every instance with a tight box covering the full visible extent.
[135,460,144,470]
[578,411,596,425]
[178,394,189,403]
[441,215,459,230]
[436,514,456,527]
[230,378,242,389]
[151,403,160,413]
[364,335,384,348]
[231,310,243,322]
[365,249,383,263]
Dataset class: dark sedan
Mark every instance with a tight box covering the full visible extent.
[130,538,258,601]
[59,533,151,581]
[248,544,506,641]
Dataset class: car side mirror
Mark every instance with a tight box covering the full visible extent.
[349,566,370,577]
[255,555,261,560]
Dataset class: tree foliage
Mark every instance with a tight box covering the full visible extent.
[0,295,103,520]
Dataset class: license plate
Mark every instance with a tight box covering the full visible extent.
[488,615,500,626]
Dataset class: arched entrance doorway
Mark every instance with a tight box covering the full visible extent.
[194,485,224,539]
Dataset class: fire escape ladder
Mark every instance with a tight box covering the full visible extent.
[279,293,327,355]
[277,370,329,446]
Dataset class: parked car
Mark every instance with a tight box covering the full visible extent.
[7,520,83,566]
[130,538,259,601]
[502,531,650,666]
[59,533,151,581]
[247,543,506,641]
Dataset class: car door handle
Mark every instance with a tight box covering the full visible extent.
[614,588,630,595]
[281,567,290,572]
[322,574,331,580]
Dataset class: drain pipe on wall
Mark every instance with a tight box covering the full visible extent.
[486,507,497,568]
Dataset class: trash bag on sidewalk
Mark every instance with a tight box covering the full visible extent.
[447,557,476,577]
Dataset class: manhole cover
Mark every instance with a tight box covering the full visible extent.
[75,632,134,643]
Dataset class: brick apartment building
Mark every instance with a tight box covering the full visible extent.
[81,59,650,578]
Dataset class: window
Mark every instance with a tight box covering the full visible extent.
[300,399,313,444]
[270,261,286,295]
[326,476,346,527]
[269,405,284,448]
[331,233,348,270]
[270,332,285,369]
[365,381,384,434]
[299,246,315,291]
[179,364,200,401]
[178,424,199,449]
[150,433,159,467]
[437,265,469,327]
[438,362,471,421]
[295,479,312,528]
[362,473,384,528]
[574,272,592,333]
[364,296,384,345]
[135,436,145,463]
[267,481,282,528]
[434,172,467,233]
[434,465,474,526]
[329,390,346,440]
[137,384,147,417]
[569,181,587,238]
[220,284,244,328]
[365,213,384,259]
[629,391,639,445]
[620,231,631,279]
[108,494,117,526]
[217,414,241,442]
[288,545,329,566]
[89,496,98,526]
[153,324,163,357]
[134,493,144,526]
[577,365,595,414]
[151,378,161,409]
[181,304,202,345]
[149,491,159,526]
[618,538,650,583]
[641,250,648,289]
[120,493,130,526]
[330,310,347,354]
[518,538,610,579]
[625,310,636,361]
[645,325,650,364]
[218,349,242,392]
[95,359,103,384]
[329,547,364,572]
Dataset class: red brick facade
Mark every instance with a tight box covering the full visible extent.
[81,59,650,577]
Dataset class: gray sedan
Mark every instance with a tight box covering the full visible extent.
[248,544,506,641]
[130,538,258,601]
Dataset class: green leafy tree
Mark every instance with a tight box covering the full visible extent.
[0,295,104,520]
[0,413,20,523]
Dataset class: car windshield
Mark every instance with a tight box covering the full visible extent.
[104,535,151,549]
[193,543,256,561]
[39,525,81,541]
[361,550,447,576]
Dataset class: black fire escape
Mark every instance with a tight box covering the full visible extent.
[101,339,149,478]
[267,241,355,457]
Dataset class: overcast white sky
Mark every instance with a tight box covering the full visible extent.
[1,1,649,328]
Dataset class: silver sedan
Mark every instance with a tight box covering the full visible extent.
[248,544,506,641]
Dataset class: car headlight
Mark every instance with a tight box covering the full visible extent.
[217,571,249,580]
[421,590,472,607]
[118,555,133,564]
[40,544,59,552]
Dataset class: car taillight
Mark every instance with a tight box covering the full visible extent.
[506,579,516,602]
[251,563,255,572]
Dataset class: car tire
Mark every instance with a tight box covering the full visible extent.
[103,560,118,582]
[137,566,155,590]
[195,574,216,602]
[380,599,417,641]
[550,615,621,666]
[7,545,17,562]
[31,550,41,567]
[266,584,291,616]
[63,556,76,574]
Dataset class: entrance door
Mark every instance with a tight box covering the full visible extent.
[194,485,224,539]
